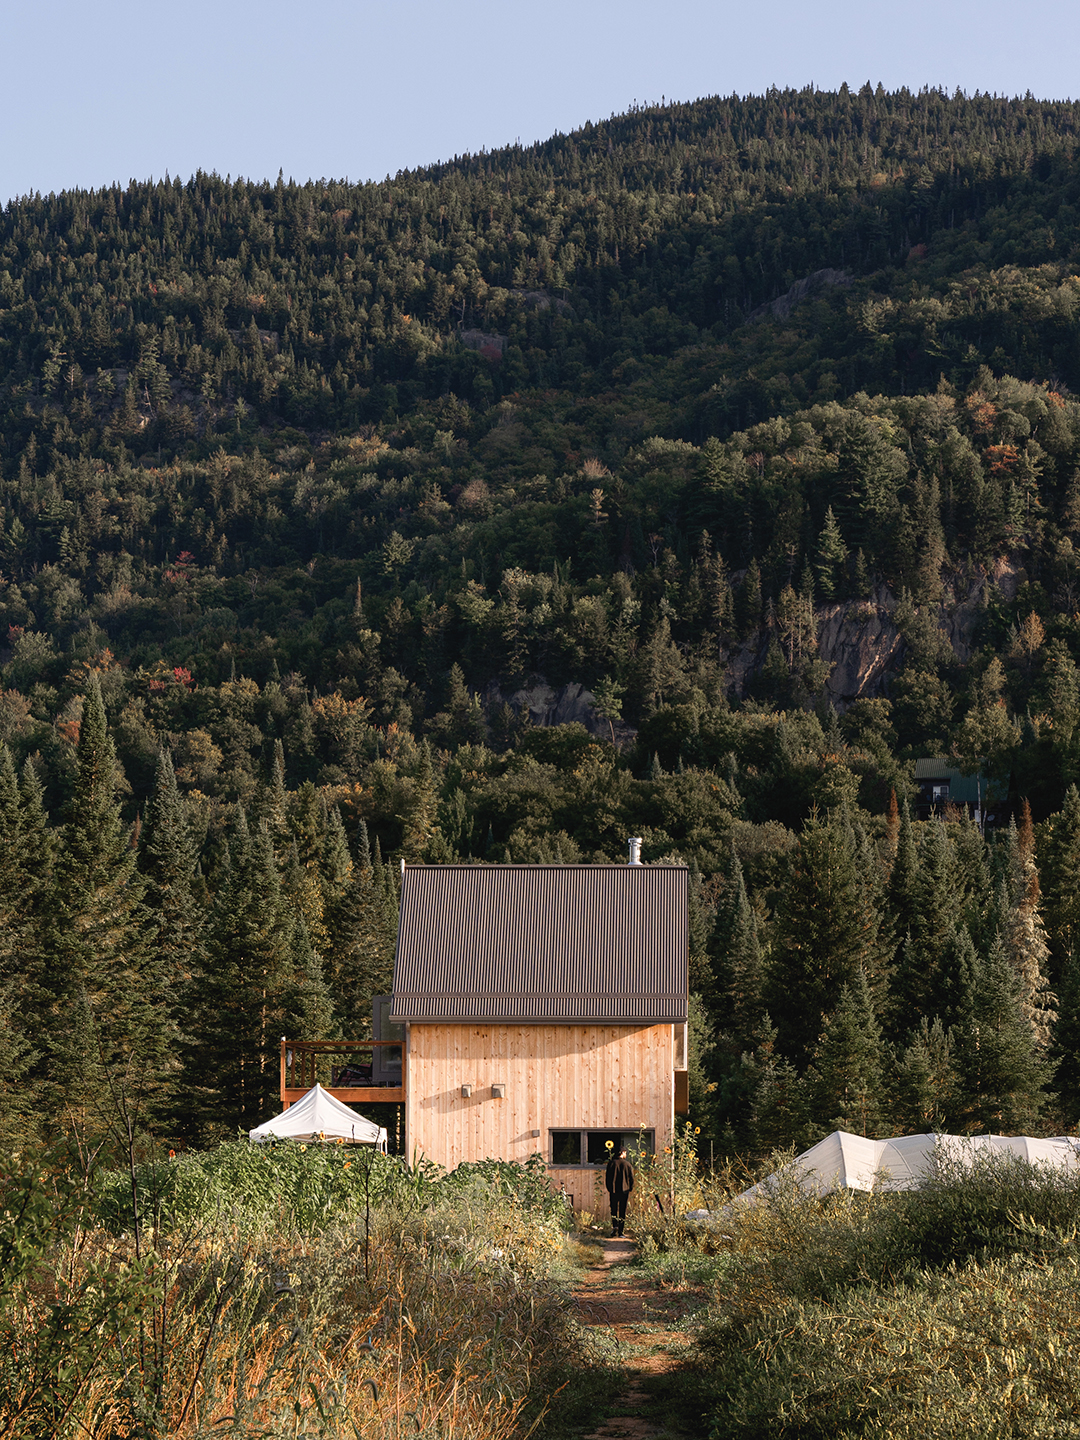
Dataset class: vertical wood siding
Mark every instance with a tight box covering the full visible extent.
[406,1022,675,1174]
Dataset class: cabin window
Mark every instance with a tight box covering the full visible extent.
[551,1131,582,1165]
[549,1129,655,1166]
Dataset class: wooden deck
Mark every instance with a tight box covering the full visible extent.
[280,1038,406,1108]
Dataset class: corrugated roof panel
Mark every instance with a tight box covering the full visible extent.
[914,757,953,780]
[390,864,688,1024]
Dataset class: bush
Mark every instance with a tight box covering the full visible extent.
[93,1141,569,1235]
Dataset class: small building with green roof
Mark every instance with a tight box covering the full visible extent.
[913,758,1004,825]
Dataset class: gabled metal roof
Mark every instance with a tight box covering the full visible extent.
[390,864,688,1025]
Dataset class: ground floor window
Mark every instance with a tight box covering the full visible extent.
[549,1129,655,1167]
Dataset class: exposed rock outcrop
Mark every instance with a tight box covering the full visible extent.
[483,677,637,746]
[727,561,1023,708]
[745,267,852,324]
[458,329,508,361]
[817,592,903,704]
[509,288,572,314]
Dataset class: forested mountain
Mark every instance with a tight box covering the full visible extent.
[4,85,1080,1151]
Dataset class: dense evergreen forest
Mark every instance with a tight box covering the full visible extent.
[4,85,1080,1153]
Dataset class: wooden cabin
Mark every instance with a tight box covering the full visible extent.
[389,858,689,1203]
[913,757,1002,824]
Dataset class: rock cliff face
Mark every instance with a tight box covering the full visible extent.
[483,678,638,745]
[480,562,1021,731]
[728,561,1023,708]
[816,593,904,705]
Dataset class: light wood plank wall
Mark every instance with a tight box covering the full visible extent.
[406,1022,674,1193]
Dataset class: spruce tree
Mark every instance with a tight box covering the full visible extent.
[952,936,1052,1133]
[1000,801,1056,1047]
[1051,948,1080,1126]
[808,969,886,1136]
[139,747,201,1122]
[286,912,335,1040]
[721,857,765,1052]
[767,815,880,1065]
[0,748,46,1123]
[1041,784,1080,987]
[889,822,971,1038]
[283,837,330,955]
[687,858,716,996]
[401,740,440,861]
[185,811,292,1135]
[952,807,994,950]
[815,506,848,601]
[320,806,353,896]
[45,674,154,1126]
[886,801,919,939]
[889,1017,957,1133]
[748,1024,815,1155]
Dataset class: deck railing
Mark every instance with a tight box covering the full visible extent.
[280,1038,406,1106]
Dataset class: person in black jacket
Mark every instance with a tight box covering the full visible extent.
[605,1147,634,1236]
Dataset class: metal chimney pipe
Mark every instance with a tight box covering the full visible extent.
[628,837,642,865]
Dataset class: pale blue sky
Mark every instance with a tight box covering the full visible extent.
[3,0,1078,204]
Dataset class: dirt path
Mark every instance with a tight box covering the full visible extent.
[572,1237,705,1440]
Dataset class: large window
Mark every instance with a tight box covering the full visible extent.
[549,1130,655,1167]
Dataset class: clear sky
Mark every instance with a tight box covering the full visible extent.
[3,0,1079,205]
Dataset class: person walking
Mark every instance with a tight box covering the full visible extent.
[605,1146,634,1237]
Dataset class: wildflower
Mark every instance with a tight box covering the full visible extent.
[694,1127,700,1134]
[168,1149,176,1160]
[300,1144,308,1152]
[344,1161,352,1169]
[605,1140,614,1150]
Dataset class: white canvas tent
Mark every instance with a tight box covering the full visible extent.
[729,1130,1080,1206]
[249,1083,388,1149]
